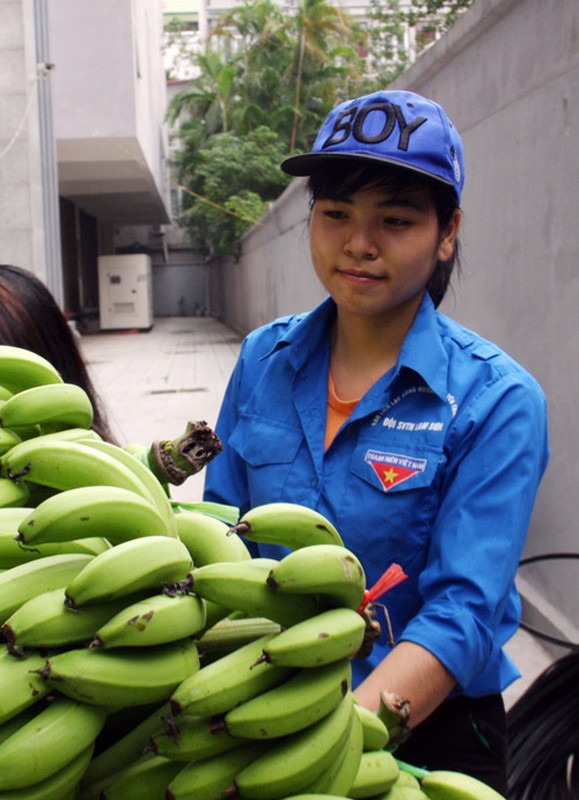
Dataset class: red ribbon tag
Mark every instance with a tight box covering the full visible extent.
[357,562,408,614]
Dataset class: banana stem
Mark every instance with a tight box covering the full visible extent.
[146,421,223,486]
[395,758,429,779]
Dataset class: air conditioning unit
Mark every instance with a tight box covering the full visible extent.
[98,254,154,331]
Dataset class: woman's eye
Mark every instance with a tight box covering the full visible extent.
[324,209,347,220]
[385,217,411,227]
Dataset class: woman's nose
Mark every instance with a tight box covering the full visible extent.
[343,224,379,260]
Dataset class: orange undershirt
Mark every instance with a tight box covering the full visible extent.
[325,372,360,451]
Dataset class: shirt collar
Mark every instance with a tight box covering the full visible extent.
[260,293,449,402]
[398,292,449,402]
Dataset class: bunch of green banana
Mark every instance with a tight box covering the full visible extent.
[231,501,345,549]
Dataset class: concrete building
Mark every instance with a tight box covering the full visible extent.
[0,0,171,323]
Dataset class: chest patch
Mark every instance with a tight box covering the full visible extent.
[365,449,427,492]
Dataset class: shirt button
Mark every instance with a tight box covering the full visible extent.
[310,477,319,489]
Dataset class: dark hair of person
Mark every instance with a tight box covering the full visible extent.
[307,161,461,307]
[0,264,117,443]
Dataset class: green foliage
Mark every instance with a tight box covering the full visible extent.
[166,0,474,257]
[176,127,291,259]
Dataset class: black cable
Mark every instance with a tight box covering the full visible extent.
[507,555,579,798]
[507,652,579,799]
[517,552,579,650]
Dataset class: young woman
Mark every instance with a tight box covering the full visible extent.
[0,263,116,442]
[203,90,549,793]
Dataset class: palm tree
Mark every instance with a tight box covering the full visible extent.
[287,0,362,153]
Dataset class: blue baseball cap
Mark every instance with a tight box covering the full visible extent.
[281,89,465,203]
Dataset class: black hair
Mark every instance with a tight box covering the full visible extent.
[0,264,117,442]
[306,160,461,307]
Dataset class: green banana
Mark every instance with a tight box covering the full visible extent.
[0,382,93,432]
[169,632,295,718]
[266,543,366,610]
[0,477,29,508]
[0,345,63,394]
[0,533,110,569]
[0,437,153,499]
[348,749,401,798]
[22,426,102,444]
[354,702,390,751]
[90,592,206,648]
[174,509,251,565]
[420,770,507,799]
[92,754,183,800]
[195,616,283,662]
[301,699,364,795]
[0,743,94,800]
[151,712,243,762]
[1,588,126,655]
[0,696,106,790]
[0,428,21,457]
[221,657,351,739]
[63,535,192,609]
[80,701,170,788]
[376,768,429,799]
[0,704,40,746]
[0,645,51,724]
[166,741,269,800]
[80,438,178,536]
[16,484,171,546]
[41,637,200,707]
[231,690,355,799]
[231,501,344,549]
[190,558,326,627]
[0,552,93,624]
[257,607,367,668]
[374,787,429,799]
[0,506,31,535]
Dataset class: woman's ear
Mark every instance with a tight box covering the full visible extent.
[437,208,462,263]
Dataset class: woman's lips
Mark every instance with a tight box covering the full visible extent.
[337,269,384,284]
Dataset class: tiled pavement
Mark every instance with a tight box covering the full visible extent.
[79,315,556,709]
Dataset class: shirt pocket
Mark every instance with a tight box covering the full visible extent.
[229,414,303,504]
[343,439,446,576]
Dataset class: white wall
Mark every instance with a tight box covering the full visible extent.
[208,0,579,651]
[0,0,47,277]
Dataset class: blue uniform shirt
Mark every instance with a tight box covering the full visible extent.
[204,294,549,697]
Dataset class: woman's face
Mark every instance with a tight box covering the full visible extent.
[309,182,460,323]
